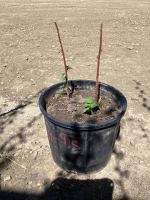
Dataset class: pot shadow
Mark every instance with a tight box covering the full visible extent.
[42,177,114,200]
[0,177,114,200]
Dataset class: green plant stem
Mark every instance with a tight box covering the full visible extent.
[54,22,69,98]
[95,23,103,103]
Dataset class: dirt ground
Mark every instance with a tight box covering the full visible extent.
[0,0,150,199]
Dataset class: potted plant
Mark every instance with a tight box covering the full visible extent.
[39,23,127,174]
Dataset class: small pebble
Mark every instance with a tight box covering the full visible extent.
[47,106,54,114]
[67,104,76,112]
[142,127,147,130]
[127,46,134,50]
[130,141,134,146]
[55,94,59,99]
[3,64,7,67]
[4,176,11,181]
[29,181,32,185]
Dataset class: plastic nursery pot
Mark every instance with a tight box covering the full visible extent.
[39,80,127,174]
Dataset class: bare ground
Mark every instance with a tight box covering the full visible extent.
[0,0,150,199]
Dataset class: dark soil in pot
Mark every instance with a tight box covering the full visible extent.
[46,89,121,124]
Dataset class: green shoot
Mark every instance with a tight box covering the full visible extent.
[55,23,73,97]
[59,73,67,89]
[55,22,70,98]
[95,23,103,103]
[66,65,72,70]
[59,84,65,89]
[3,157,9,162]
[83,97,98,114]
[59,66,72,90]
[62,73,67,81]
[58,50,62,54]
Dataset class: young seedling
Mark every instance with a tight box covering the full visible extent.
[66,65,72,70]
[25,182,28,186]
[95,23,103,103]
[83,24,102,114]
[58,50,62,54]
[83,97,98,114]
[55,22,71,98]
[59,66,72,89]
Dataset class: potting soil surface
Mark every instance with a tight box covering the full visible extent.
[46,90,121,124]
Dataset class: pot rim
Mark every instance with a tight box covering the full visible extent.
[39,80,127,130]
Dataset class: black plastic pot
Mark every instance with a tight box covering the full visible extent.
[39,80,127,174]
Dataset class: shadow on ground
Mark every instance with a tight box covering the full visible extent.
[0,177,112,200]
[133,80,150,111]
[0,176,146,200]
[0,88,46,171]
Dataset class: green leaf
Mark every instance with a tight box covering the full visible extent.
[62,73,65,77]
[62,76,67,81]
[59,84,65,89]
[3,157,9,162]
[59,50,62,54]
[66,65,72,70]
[85,103,91,107]
[83,107,91,113]
[91,103,98,109]
[85,97,93,104]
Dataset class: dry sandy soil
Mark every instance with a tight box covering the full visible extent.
[0,0,150,199]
